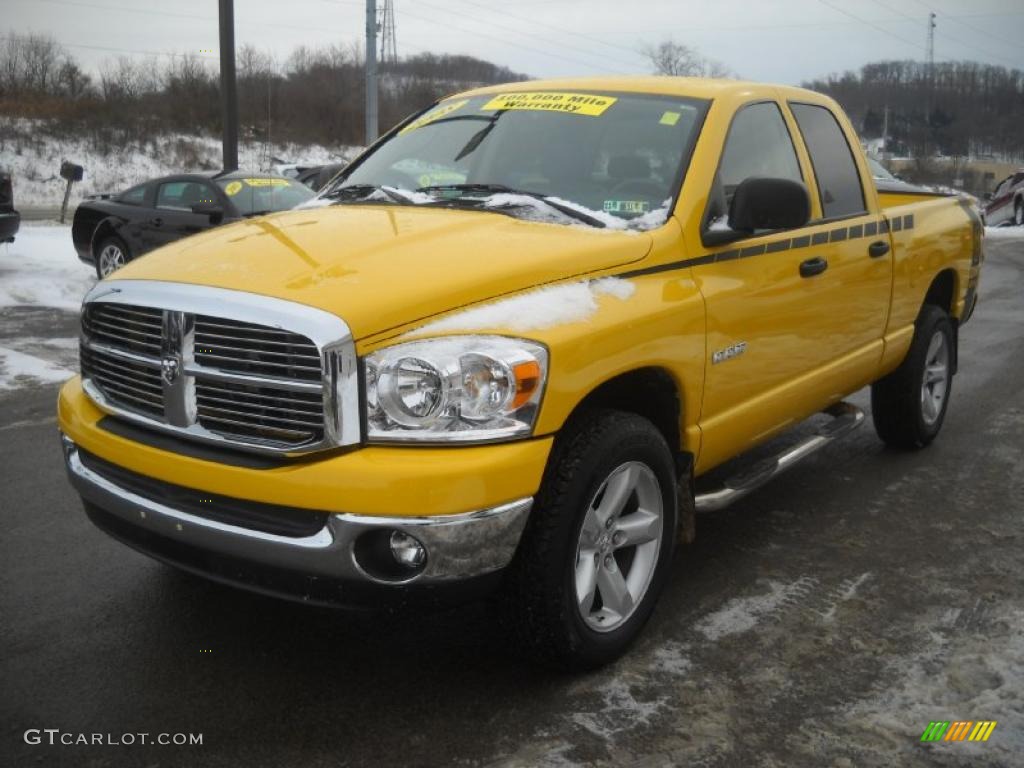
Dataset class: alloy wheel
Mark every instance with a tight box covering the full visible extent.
[574,461,664,632]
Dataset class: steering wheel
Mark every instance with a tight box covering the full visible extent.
[607,178,665,201]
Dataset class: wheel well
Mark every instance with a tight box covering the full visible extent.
[923,269,957,317]
[566,368,684,464]
[91,219,120,257]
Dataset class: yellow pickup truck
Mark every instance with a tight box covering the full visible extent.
[58,77,983,669]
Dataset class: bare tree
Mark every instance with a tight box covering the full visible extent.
[642,40,732,78]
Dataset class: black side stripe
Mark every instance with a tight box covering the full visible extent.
[616,215,915,280]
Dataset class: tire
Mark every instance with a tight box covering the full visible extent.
[95,235,130,279]
[1015,199,1023,227]
[871,305,954,450]
[502,409,680,670]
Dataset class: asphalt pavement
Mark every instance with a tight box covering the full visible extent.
[2,238,1022,768]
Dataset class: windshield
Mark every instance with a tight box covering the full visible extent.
[218,176,314,216]
[328,90,707,228]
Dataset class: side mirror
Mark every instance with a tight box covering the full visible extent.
[191,201,224,224]
[704,177,811,246]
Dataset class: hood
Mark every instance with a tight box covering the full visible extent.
[110,204,652,339]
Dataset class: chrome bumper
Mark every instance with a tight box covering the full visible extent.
[62,436,532,589]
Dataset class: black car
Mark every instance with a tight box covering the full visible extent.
[72,170,314,277]
[0,171,20,243]
[295,163,346,192]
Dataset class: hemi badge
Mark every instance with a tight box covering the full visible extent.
[712,341,747,365]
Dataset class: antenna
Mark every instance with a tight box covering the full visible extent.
[926,12,936,74]
[380,0,398,66]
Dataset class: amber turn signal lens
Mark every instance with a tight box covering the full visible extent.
[512,360,542,409]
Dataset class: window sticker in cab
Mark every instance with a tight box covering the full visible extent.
[244,178,291,187]
[603,200,650,214]
[481,92,617,116]
[399,99,469,134]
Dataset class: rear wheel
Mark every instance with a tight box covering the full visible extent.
[95,236,130,278]
[503,409,680,670]
[871,305,954,449]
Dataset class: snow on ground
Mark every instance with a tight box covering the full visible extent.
[0,223,94,311]
[0,118,361,209]
[0,223,93,391]
[984,225,1024,240]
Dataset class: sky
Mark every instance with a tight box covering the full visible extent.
[6,0,1023,85]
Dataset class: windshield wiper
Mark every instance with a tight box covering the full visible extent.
[320,184,414,205]
[416,183,607,228]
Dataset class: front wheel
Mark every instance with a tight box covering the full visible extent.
[502,409,680,670]
[871,305,954,449]
[95,236,130,279]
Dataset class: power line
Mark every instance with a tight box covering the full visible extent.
[450,0,646,60]
[864,0,1022,69]
[413,0,644,73]
[814,0,933,55]
[396,5,624,74]
[902,0,1023,57]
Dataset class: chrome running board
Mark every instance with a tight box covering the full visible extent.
[694,402,865,513]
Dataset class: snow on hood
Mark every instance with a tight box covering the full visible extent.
[409,277,636,335]
[303,186,673,232]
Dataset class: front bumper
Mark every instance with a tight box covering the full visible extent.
[62,435,533,607]
[0,209,19,242]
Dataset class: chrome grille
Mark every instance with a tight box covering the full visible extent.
[78,281,359,456]
[82,303,162,357]
[194,316,321,383]
[80,345,163,418]
[196,380,324,444]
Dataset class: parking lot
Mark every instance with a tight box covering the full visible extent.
[1,233,1022,767]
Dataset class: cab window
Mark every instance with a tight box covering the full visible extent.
[156,181,217,211]
[118,184,147,206]
[705,101,802,227]
[790,103,866,219]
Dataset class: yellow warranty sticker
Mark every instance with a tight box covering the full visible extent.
[244,178,291,187]
[659,111,681,126]
[224,181,242,196]
[482,92,617,116]
[400,99,469,134]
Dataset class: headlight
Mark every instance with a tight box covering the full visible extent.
[365,336,547,443]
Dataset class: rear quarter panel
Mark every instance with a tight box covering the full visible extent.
[879,195,978,374]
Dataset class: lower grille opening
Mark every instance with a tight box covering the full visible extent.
[78,449,328,538]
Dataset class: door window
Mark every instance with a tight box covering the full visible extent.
[719,102,803,210]
[156,181,216,211]
[790,103,866,219]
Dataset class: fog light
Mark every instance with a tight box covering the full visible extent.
[389,530,426,568]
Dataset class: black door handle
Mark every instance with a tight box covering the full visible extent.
[868,240,890,258]
[799,257,828,278]
[150,217,163,227]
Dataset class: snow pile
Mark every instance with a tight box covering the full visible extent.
[0,224,95,311]
[984,225,1024,240]
[412,277,636,335]
[0,344,74,390]
[0,118,361,209]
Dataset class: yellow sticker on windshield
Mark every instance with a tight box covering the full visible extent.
[481,92,617,116]
[224,181,242,196]
[659,111,681,126]
[244,178,291,187]
[399,99,469,134]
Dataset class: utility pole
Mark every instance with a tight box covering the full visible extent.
[380,0,398,66]
[219,0,239,171]
[924,11,936,154]
[365,0,378,145]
